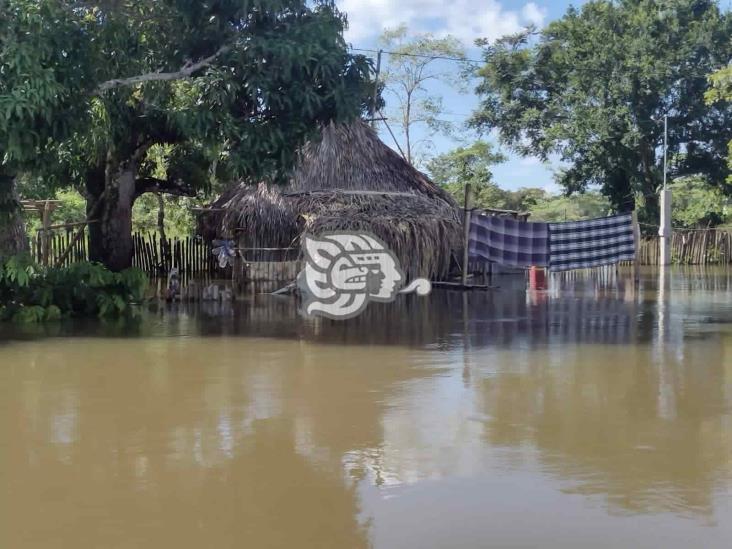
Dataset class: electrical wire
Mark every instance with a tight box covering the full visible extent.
[350,46,723,79]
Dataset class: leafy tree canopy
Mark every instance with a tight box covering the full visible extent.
[706,63,732,184]
[426,140,508,207]
[471,0,732,217]
[528,191,612,222]
[2,0,375,268]
[669,175,731,227]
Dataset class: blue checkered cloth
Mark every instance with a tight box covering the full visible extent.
[469,214,549,268]
[549,213,636,272]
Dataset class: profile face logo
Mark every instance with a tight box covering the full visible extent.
[298,232,431,319]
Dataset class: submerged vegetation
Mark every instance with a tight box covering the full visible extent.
[0,255,146,322]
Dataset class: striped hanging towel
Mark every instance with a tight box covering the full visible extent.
[469,214,549,268]
[549,213,636,272]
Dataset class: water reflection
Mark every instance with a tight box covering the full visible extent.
[1,267,732,548]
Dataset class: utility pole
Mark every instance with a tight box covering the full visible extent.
[659,114,672,266]
[370,49,383,128]
[461,183,473,287]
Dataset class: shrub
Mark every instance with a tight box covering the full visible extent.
[0,255,147,322]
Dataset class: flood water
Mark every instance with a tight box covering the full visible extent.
[1,267,732,548]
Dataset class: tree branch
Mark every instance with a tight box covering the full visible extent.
[98,45,232,93]
[135,177,196,198]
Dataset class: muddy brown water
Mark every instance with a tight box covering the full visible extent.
[1,267,731,548]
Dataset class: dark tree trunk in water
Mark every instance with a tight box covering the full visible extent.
[87,164,137,272]
[156,192,170,269]
[0,173,29,259]
[86,146,195,272]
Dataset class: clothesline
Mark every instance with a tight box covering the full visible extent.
[468,212,636,272]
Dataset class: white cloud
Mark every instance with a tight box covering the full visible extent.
[521,3,546,28]
[337,0,547,45]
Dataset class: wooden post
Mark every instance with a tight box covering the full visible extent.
[632,210,640,285]
[41,200,52,266]
[659,188,672,266]
[461,183,473,287]
[370,50,383,128]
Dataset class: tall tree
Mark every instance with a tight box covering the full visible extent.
[426,141,506,207]
[470,0,732,221]
[3,1,374,270]
[0,0,92,257]
[378,25,467,166]
[706,63,732,184]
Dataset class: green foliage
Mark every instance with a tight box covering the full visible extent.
[427,141,506,191]
[427,142,612,221]
[669,175,731,228]
[19,185,198,237]
[378,25,467,165]
[0,0,94,164]
[0,255,147,322]
[18,186,87,234]
[0,253,36,287]
[528,192,612,222]
[471,0,732,215]
[3,0,376,267]
[131,194,198,237]
[705,64,732,104]
[428,140,517,211]
[706,64,732,185]
[44,0,375,187]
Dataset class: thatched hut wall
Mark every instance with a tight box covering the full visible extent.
[200,121,461,280]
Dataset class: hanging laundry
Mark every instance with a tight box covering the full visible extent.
[549,213,635,272]
[469,214,549,268]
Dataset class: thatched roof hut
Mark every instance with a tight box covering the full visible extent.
[200,120,461,280]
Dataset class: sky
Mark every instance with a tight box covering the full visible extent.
[335,0,590,192]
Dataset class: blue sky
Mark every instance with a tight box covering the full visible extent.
[336,0,589,192]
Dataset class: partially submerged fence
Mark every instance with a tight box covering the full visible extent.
[29,228,89,268]
[637,230,732,265]
[131,232,223,278]
[29,230,224,278]
[28,229,301,281]
[27,227,732,282]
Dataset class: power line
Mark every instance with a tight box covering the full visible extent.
[350,46,722,79]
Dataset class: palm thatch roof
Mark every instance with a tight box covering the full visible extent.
[200,119,461,280]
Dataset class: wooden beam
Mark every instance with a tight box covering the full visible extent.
[45,219,99,231]
[432,281,498,290]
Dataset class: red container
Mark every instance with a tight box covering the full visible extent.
[529,266,547,290]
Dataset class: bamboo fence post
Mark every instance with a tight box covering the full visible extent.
[40,200,52,266]
[632,211,640,284]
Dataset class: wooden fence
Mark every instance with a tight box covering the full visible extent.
[636,230,732,265]
[29,228,89,268]
[29,230,225,278]
[27,227,732,281]
[131,232,226,278]
[27,229,303,281]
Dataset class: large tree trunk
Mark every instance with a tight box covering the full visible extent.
[86,146,195,272]
[156,192,170,272]
[0,172,29,259]
[87,160,138,272]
